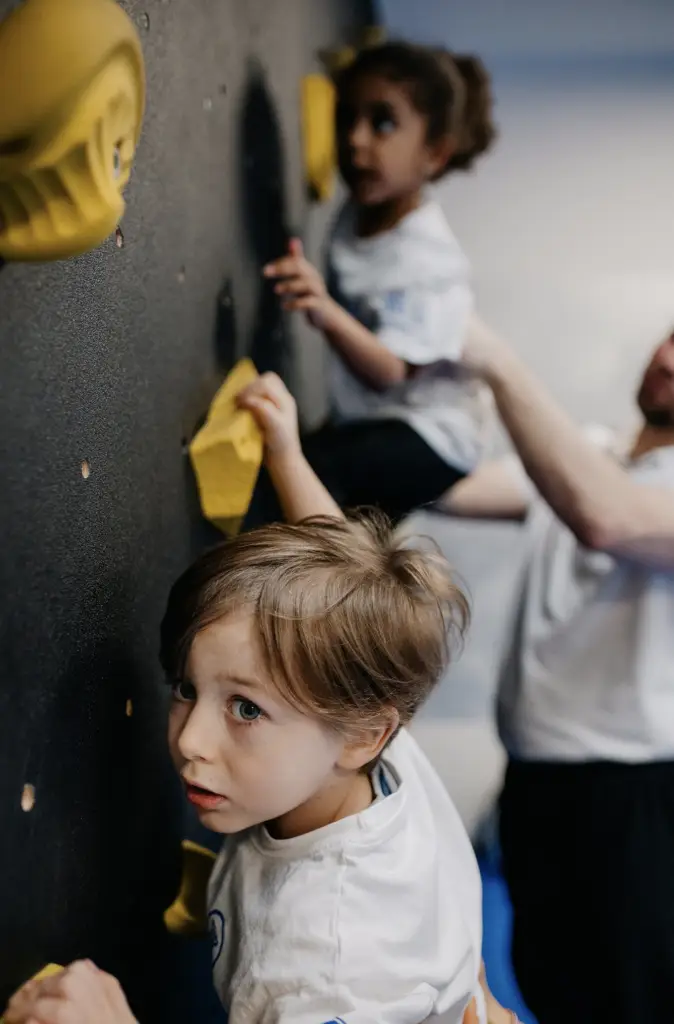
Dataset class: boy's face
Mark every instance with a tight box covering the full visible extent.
[168,612,347,837]
[337,73,442,207]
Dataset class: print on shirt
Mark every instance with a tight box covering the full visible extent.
[209,909,225,967]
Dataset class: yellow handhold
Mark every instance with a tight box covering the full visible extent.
[0,0,145,262]
[164,840,217,938]
[189,359,263,537]
[302,74,337,202]
[0,965,63,1024]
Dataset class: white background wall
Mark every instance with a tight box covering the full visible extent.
[372,1,674,833]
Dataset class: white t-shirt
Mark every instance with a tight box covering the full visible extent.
[326,199,492,474]
[498,427,674,762]
[207,729,486,1024]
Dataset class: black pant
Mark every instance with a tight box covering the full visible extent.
[500,759,674,1024]
[246,419,465,528]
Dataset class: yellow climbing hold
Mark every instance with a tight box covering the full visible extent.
[189,359,263,537]
[164,840,217,937]
[0,0,145,261]
[302,74,337,202]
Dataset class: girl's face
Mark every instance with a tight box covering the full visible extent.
[167,612,362,839]
[337,73,448,207]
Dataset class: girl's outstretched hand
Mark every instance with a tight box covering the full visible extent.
[264,238,337,330]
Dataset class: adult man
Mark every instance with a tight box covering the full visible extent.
[445,323,674,1024]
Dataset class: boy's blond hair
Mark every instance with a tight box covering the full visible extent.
[160,513,469,734]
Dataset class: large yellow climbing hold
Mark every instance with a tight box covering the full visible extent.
[0,0,145,262]
[0,965,63,1024]
[302,74,337,202]
[164,840,217,938]
[189,359,263,537]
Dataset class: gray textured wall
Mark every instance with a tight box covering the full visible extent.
[0,1,365,1016]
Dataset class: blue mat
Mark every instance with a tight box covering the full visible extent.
[480,852,537,1024]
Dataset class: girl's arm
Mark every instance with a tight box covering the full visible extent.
[264,240,407,390]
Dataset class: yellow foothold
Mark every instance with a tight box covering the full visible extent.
[189,359,263,537]
[81,460,91,480]
[164,840,217,937]
[125,699,133,717]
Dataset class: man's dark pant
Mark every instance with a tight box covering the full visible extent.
[500,758,674,1024]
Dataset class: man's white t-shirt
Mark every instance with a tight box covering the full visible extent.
[207,729,486,1024]
[498,427,674,762]
[326,199,492,474]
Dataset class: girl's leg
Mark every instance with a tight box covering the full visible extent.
[302,419,465,524]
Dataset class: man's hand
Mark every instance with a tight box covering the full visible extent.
[263,239,337,330]
[4,961,137,1024]
[237,372,301,461]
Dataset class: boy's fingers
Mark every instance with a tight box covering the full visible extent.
[288,237,304,259]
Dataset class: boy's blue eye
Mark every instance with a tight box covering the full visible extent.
[173,679,197,703]
[231,698,263,724]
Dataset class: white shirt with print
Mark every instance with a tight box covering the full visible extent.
[207,729,486,1024]
[326,198,492,474]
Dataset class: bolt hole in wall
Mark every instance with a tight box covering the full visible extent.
[21,784,35,813]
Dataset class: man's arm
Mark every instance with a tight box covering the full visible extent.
[464,317,674,567]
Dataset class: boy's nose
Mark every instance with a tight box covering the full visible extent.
[176,702,220,764]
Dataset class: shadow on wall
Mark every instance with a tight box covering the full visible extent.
[239,60,293,380]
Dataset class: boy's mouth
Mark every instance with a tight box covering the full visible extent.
[184,780,227,811]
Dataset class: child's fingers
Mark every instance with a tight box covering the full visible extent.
[263,256,304,279]
[242,397,286,442]
[274,278,316,297]
[5,977,60,1021]
[462,998,480,1024]
[238,374,287,412]
[282,296,321,313]
[21,996,72,1024]
[258,372,292,407]
[288,237,304,259]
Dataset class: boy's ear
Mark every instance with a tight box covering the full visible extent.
[337,709,400,772]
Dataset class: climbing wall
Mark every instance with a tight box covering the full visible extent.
[0,1,369,1019]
